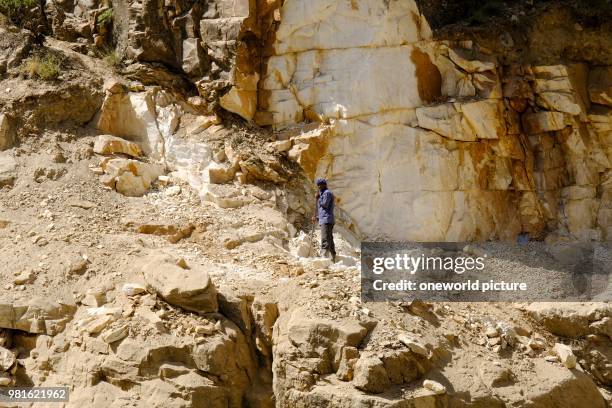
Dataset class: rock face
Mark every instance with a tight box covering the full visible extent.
[179,0,611,243]
[142,255,219,314]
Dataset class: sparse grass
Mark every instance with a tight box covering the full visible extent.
[100,46,121,69]
[21,54,61,80]
[97,8,113,25]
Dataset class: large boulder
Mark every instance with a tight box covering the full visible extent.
[142,255,219,314]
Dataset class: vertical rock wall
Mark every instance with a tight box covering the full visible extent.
[255,0,612,242]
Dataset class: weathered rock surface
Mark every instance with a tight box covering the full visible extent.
[0,297,76,335]
[142,255,219,314]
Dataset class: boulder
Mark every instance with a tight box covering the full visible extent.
[100,158,164,197]
[142,255,218,314]
[96,91,165,159]
[93,135,143,158]
[353,356,390,394]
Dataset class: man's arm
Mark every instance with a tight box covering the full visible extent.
[320,191,332,209]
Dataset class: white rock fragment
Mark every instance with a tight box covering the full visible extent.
[122,283,147,296]
[0,346,16,371]
[102,324,129,344]
[423,379,446,395]
[553,343,577,369]
[398,334,429,357]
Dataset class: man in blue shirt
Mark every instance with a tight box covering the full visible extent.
[314,178,336,262]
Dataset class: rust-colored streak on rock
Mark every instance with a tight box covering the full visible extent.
[410,48,442,104]
[255,0,284,125]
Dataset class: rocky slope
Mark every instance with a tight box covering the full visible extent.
[0,0,611,407]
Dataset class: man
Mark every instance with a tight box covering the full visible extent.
[314,178,336,262]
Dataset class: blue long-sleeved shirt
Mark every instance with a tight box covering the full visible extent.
[317,189,335,225]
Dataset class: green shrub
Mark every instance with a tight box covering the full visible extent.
[21,54,60,80]
[0,0,36,13]
[97,8,113,25]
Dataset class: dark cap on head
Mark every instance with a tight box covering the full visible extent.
[315,178,327,186]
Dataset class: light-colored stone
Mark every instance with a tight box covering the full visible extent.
[185,115,221,135]
[0,374,12,386]
[81,291,106,307]
[93,135,143,158]
[398,334,429,357]
[423,379,446,395]
[202,184,252,208]
[97,91,161,157]
[100,158,164,197]
[353,356,390,394]
[142,255,218,314]
[13,270,35,285]
[79,314,115,335]
[122,283,147,296]
[447,48,496,73]
[0,346,15,371]
[206,162,236,184]
[220,86,257,121]
[553,343,577,369]
[101,324,129,344]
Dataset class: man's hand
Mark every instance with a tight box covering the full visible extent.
[312,215,317,223]
[315,192,320,200]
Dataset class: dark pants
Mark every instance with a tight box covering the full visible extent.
[320,223,335,256]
